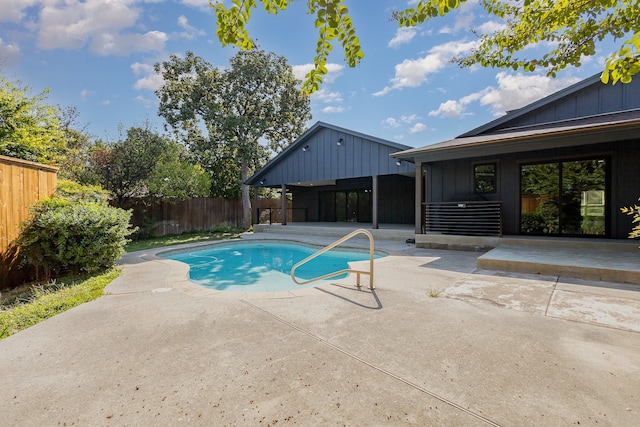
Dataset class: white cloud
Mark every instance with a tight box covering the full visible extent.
[132,62,164,92]
[374,40,478,96]
[135,95,155,107]
[312,88,343,103]
[322,106,345,114]
[383,117,401,128]
[429,72,581,118]
[80,89,95,100]
[0,0,39,24]
[92,31,167,55]
[177,15,206,40]
[429,99,470,118]
[477,20,506,34]
[0,38,21,64]
[388,27,417,48]
[401,114,420,123]
[409,123,427,133]
[478,72,581,115]
[292,63,343,83]
[180,0,213,9]
[35,0,167,55]
[38,0,139,50]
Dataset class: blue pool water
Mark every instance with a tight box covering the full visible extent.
[159,241,384,292]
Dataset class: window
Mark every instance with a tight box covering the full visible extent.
[474,163,496,194]
[520,159,606,236]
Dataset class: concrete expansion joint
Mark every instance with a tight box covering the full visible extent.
[240,299,503,426]
[544,277,560,317]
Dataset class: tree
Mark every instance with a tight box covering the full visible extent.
[0,73,65,163]
[155,49,311,228]
[146,142,212,202]
[94,125,210,208]
[211,0,640,93]
[56,105,100,184]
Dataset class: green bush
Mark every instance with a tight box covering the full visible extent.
[621,204,640,240]
[16,184,135,280]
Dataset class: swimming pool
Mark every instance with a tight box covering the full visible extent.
[159,241,385,292]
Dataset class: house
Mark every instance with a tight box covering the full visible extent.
[247,121,415,228]
[392,73,640,246]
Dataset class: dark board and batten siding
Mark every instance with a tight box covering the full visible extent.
[258,126,414,185]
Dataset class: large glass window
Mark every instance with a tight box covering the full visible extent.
[520,159,606,236]
[320,190,371,222]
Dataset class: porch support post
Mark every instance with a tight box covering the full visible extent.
[414,162,423,234]
[281,183,287,225]
[372,175,379,229]
[253,186,259,225]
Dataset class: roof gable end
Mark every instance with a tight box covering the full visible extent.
[459,73,640,137]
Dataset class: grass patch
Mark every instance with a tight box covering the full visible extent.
[0,269,120,340]
[125,226,246,252]
[429,287,441,298]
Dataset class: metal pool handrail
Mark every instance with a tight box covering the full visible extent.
[290,229,375,289]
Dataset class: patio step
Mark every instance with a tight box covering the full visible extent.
[253,223,415,242]
[478,240,640,285]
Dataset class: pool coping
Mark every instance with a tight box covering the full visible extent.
[127,237,395,300]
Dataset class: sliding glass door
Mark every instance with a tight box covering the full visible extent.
[520,159,606,236]
[320,190,372,222]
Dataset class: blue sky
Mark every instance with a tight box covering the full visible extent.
[0,0,618,148]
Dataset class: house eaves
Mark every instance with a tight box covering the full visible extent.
[392,116,640,164]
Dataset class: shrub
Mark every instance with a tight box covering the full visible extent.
[621,204,640,240]
[16,184,136,281]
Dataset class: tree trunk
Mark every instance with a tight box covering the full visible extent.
[241,161,251,229]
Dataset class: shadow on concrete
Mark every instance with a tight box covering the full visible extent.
[314,283,383,310]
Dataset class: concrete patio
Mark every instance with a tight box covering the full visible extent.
[1,232,639,426]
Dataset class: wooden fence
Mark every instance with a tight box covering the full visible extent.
[1,155,58,287]
[129,197,244,237]
[0,155,58,253]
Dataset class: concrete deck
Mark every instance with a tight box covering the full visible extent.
[1,232,639,426]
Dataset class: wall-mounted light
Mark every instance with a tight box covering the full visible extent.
[259,179,266,185]
[396,160,402,166]
[302,145,309,152]
[337,138,343,146]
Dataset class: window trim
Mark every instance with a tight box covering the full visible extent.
[473,162,497,194]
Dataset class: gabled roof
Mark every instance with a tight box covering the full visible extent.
[246,121,412,186]
[458,73,603,137]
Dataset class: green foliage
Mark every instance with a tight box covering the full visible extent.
[212,1,640,92]
[621,204,640,240]
[57,106,102,184]
[0,269,119,340]
[155,49,311,226]
[0,73,66,163]
[55,179,110,203]
[398,1,640,85]
[211,0,363,94]
[16,184,135,280]
[146,143,212,201]
[97,125,171,207]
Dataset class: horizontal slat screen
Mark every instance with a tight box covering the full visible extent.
[424,201,502,236]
